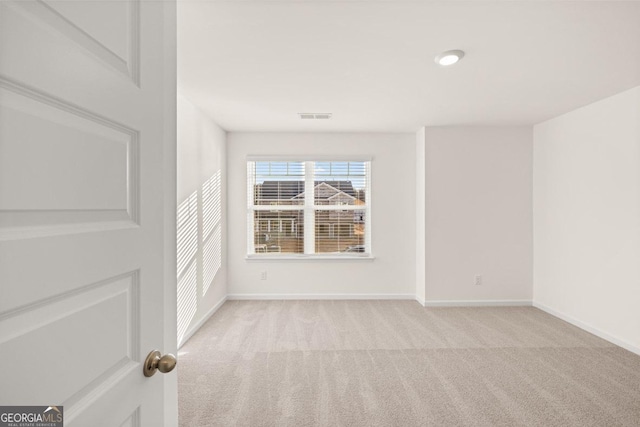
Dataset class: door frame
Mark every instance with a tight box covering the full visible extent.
[161,1,178,424]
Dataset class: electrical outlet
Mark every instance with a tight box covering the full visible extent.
[260,271,267,280]
[474,275,482,286]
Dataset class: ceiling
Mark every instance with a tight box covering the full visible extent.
[178,1,640,132]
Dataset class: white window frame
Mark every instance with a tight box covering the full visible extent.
[246,158,373,260]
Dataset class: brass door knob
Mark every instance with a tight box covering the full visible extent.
[143,350,177,377]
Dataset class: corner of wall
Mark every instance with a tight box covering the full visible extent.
[176,92,229,348]
[532,85,640,354]
[415,127,426,303]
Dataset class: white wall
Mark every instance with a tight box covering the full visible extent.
[415,127,426,305]
[177,93,227,347]
[227,133,416,297]
[533,86,640,353]
[422,127,533,303]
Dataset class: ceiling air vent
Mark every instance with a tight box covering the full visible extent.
[299,113,332,120]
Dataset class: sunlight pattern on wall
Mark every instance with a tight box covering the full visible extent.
[177,190,198,344]
[202,170,222,238]
[177,191,198,274]
[176,170,224,345]
[203,226,222,296]
[176,261,197,342]
[202,170,223,295]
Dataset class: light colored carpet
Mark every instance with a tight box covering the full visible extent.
[178,300,640,426]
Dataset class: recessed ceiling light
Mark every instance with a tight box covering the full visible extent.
[435,50,465,66]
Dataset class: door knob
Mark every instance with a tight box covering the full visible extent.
[143,350,177,377]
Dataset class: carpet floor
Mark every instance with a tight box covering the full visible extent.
[178,300,640,426]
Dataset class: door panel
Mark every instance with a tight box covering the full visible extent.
[0,81,137,238]
[42,0,132,62]
[1,0,139,85]
[0,1,175,426]
[0,272,139,405]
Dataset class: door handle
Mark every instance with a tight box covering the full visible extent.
[143,350,177,377]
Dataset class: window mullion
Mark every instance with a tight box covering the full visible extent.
[304,161,315,254]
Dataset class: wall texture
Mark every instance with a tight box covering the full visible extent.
[177,93,227,347]
[227,132,416,297]
[422,127,533,303]
[533,86,640,353]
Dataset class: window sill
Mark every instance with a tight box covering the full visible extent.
[245,254,376,262]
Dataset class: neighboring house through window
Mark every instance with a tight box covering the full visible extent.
[247,160,371,257]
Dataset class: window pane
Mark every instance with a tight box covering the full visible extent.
[313,161,367,205]
[253,161,305,206]
[248,160,370,256]
[314,210,365,254]
[254,210,304,254]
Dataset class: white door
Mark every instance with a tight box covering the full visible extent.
[0,1,177,426]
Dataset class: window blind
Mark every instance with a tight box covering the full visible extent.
[247,160,371,256]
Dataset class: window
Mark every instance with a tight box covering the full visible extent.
[247,160,371,257]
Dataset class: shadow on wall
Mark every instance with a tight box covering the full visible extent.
[177,170,223,343]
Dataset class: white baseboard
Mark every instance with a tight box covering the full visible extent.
[225,294,529,307]
[178,295,228,349]
[423,299,532,307]
[227,293,415,301]
[533,301,640,356]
